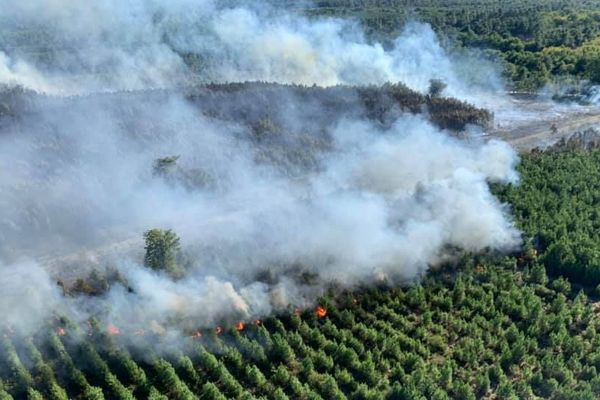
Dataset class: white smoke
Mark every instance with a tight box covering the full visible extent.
[0,0,502,102]
[0,261,62,335]
[0,94,520,334]
[0,1,522,336]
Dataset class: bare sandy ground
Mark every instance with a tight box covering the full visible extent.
[489,96,600,150]
[492,110,600,150]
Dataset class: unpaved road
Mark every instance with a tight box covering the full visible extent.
[490,107,600,150]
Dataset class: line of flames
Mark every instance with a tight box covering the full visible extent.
[33,305,328,340]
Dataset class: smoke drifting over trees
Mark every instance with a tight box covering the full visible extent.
[0,0,502,102]
[0,0,521,336]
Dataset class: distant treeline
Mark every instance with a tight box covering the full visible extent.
[0,82,492,131]
[308,0,600,90]
[187,82,491,172]
[188,82,491,131]
[0,82,491,177]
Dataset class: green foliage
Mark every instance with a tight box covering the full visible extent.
[153,359,196,400]
[0,336,33,398]
[6,146,600,400]
[26,388,44,400]
[148,387,169,400]
[24,339,68,400]
[199,382,226,400]
[308,1,600,89]
[0,388,12,400]
[143,228,183,278]
[4,256,600,399]
[77,342,134,400]
[495,149,600,285]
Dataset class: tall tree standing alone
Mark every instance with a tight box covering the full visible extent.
[143,229,182,278]
[428,79,447,98]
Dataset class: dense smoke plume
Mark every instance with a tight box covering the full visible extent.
[0,0,502,102]
[0,0,521,337]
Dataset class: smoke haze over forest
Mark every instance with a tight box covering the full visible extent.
[0,0,503,100]
[0,0,522,337]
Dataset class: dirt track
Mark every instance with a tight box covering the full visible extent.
[491,109,600,151]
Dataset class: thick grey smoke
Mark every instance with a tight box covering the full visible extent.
[0,1,521,336]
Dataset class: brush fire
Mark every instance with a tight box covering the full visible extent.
[49,318,278,340]
[315,305,327,318]
[107,324,121,336]
[191,331,202,339]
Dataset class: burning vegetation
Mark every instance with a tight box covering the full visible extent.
[106,324,121,336]
[190,331,202,339]
[314,305,328,318]
[235,321,245,331]
[3,0,600,398]
[44,302,331,343]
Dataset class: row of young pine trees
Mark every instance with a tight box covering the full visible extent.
[3,254,600,399]
[7,149,600,398]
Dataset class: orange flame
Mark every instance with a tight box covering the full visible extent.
[107,324,121,336]
[235,321,245,331]
[315,305,327,318]
[56,327,66,336]
[215,326,223,335]
[254,319,262,325]
[134,329,145,337]
[190,331,202,339]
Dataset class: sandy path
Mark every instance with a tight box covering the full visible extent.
[491,108,600,150]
